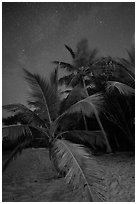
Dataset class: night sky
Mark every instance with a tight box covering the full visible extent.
[2,2,135,108]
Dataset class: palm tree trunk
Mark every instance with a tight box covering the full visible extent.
[82,77,111,152]
[82,78,89,131]
[94,109,112,153]
[82,78,89,96]
[83,114,88,130]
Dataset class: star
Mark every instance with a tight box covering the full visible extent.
[16,22,20,27]
[95,17,104,25]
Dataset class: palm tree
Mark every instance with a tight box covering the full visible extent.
[91,56,135,150]
[104,58,135,150]
[3,68,106,201]
[81,56,135,151]
[53,40,99,130]
[53,39,98,90]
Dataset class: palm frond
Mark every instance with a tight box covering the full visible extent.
[60,89,72,95]
[64,86,87,110]
[23,68,60,122]
[66,93,104,117]
[52,61,77,72]
[116,60,135,82]
[2,124,31,141]
[105,94,135,146]
[64,44,75,59]
[53,93,104,135]
[127,47,135,65]
[57,130,104,150]
[68,74,82,87]
[3,139,31,172]
[59,74,74,86]
[50,67,58,91]
[3,103,47,127]
[51,139,106,201]
[106,81,135,95]
[89,49,98,63]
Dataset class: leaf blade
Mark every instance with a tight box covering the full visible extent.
[51,139,105,201]
[23,68,60,122]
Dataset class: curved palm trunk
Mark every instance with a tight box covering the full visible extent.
[83,78,112,152]
[82,78,89,96]
[94,109,112,153]
[83,114,88,130]
[82,78,88,131]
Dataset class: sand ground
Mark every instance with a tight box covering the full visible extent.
[2,148,135,202]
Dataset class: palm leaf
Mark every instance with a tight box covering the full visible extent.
[68,74,82,87]
[60,89,72,95]
[59,74,74,86]
[116,60,135,82]
[52,61,77,72]
[66,93,104,117]
[64,44,75,59]
[50,67,58,91]
[2,124,31,141]
[3,139,31,172]
[53,93,104,135]
[3,103,47,128]
[89,49,98,63]
[106,81,135,95]
[105,95,135,146]
[23,68,60,122]
[64,86,87,110]
[127,47,135,65]
[57,130,104,150]
[51,139,106,201]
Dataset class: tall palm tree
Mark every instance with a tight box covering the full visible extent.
[53,40,99,130]
[53,39,98,90]
[3,68,106,201]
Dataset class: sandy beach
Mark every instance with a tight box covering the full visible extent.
[2,148,135,202]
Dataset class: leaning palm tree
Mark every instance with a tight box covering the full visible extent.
[3,68,106,202]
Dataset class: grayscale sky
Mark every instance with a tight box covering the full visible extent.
[2,2,135,108]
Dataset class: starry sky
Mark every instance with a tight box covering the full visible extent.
[2,2,135,108]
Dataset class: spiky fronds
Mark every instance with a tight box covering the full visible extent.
[2,139,31,172]
[51,139,106,201]
[59,74,75,86]
[64,44,76,59]
[23,68,60,122]
[3,103,47,127]
[66,93,104,117]
[106,81,135,95]
[52,61,77,72]
[2,124,31,141]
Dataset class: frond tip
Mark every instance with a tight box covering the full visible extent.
[51,139,106,201]
[2,124,31,141]
[2,103,46,127]
[106,81,135,95]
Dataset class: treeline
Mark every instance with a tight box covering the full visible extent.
[3,39,135,153]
